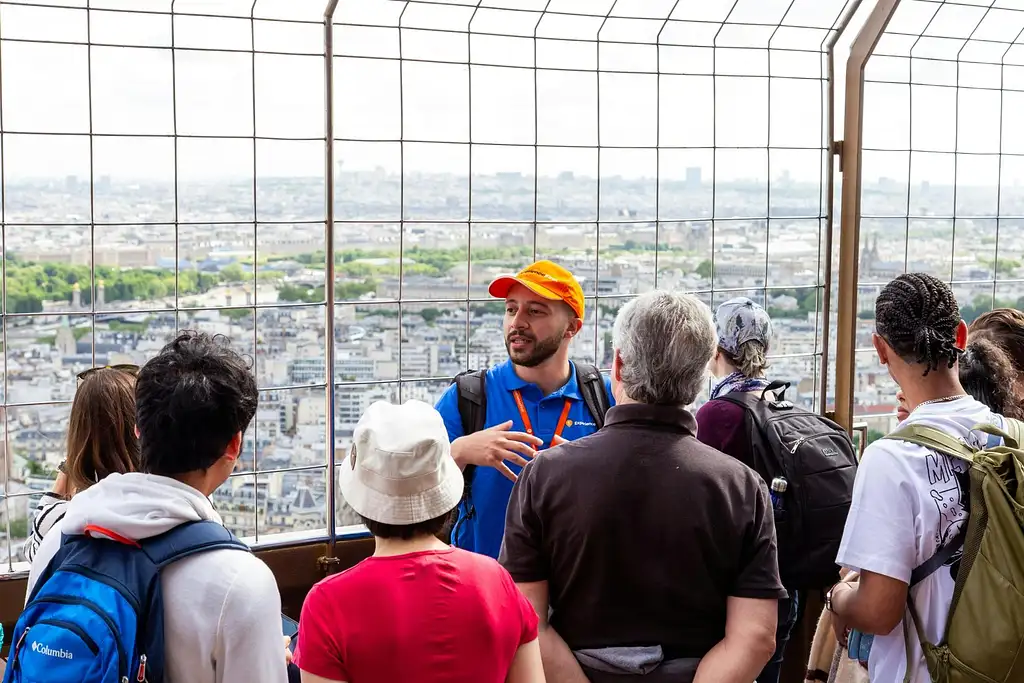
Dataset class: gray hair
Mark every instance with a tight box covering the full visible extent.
[612,291,717,406]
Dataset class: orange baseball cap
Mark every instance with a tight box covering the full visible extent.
[488,260,586,320]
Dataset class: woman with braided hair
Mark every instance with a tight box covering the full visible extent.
[827,273,1004,683]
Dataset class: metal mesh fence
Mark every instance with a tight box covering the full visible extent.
[0,0,852,570]
[853,0,1024,441]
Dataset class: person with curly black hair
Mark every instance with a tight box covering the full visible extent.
[827,273,1004,683]
[958,337,1024,419]
[895,335,1024,422]
[969,307,1024,375]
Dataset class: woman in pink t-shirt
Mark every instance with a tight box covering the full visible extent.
[293,400,544,683]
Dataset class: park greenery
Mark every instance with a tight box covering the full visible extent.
[5,257,221,314]
[2,246,1015,324]
[1,246,543,313]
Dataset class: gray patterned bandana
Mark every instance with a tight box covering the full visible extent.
[714,297,774,356]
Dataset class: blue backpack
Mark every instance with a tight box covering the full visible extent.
[4,520,249,683]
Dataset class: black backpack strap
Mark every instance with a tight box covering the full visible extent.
[716,392,758,410]
[141,519,250,570]
[910,521,968,587]
[454,369,487,436]
[453,369,487,489]
[574,362,611,429]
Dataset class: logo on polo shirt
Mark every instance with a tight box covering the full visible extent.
[570,420,595,428]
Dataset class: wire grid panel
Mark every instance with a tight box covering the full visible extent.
[0,0,332,571]
[328,0,855,528]
[855,0,1024,427]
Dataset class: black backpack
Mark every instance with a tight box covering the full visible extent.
[451,361,612,493]
[718,380,858,590]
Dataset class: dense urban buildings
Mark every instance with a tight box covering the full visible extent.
[0,167,1018,564]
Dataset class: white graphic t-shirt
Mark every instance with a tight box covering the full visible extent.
[836,396,999,683]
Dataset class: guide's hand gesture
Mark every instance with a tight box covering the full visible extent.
[453,421,543,482]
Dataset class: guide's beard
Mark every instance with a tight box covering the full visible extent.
[506,330,564,368]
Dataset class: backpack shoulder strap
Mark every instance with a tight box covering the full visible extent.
[715,391,760,410]
[573,362,611,429]
[910,523,968,587]
[454,369,487,436]
[453,369,487,491]
[141,519,250,570]
[884,424,976,464]
[996,417,1024,448]
[27,534,75,604]
[713,380,788,411]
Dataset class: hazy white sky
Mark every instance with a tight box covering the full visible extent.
[4,0,1024,186]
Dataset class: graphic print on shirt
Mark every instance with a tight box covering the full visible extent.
[925,449,969,576]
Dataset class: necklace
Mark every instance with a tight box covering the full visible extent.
[915,394,969,410]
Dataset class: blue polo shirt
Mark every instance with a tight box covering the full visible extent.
[435,359,614,559]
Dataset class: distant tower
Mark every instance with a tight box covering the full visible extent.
[55,315,76,356]
[860,233,880,271]
[685,167,702,188]
[245,286,252,306]
[225,289,232,307]
[71,282,81,310]
[97,279,105,309]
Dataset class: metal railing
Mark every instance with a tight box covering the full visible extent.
[833,0,1024,431]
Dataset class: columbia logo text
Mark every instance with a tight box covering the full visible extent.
[31,640,74,660]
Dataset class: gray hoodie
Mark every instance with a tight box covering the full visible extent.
[26,472,289,683]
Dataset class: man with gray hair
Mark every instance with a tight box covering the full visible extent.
[500,291,785,683]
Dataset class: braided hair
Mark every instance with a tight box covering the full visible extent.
[875,273,964,376]
[960,338,1024,419]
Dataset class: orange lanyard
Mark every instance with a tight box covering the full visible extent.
[512,390,573,447]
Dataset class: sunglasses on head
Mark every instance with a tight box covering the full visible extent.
[76,364,140,383]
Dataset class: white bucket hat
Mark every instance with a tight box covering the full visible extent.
[340,399,464,526]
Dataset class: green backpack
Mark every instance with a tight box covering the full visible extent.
[884,419,1024,683]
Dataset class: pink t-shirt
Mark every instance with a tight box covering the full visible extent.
[294,546,539,682]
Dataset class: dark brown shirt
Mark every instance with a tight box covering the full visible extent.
[499,402,786,658]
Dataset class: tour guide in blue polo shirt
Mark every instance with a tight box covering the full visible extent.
[435,260,614,559]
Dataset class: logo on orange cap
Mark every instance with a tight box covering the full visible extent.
[488,260,586,320]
